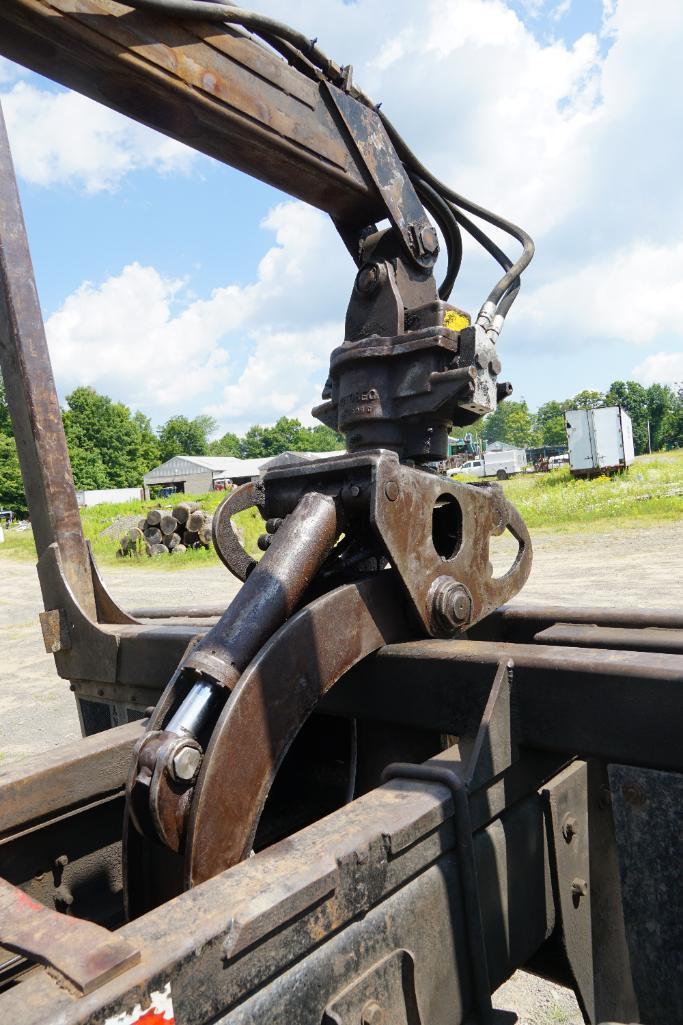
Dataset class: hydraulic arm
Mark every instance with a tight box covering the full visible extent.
[0,0,536,915]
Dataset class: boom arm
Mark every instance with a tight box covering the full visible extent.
[0,0,416,242]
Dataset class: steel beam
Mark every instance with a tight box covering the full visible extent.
[322,639,683,771]
[0,106,96,616]
[0,0,381,227]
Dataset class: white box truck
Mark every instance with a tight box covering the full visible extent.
[449,445,527,480]
[564,405,635,477]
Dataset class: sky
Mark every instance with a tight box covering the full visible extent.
[1,0,682,436]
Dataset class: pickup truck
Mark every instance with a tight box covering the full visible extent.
[449,449,527,480]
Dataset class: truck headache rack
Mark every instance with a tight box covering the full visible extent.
[0,3,681,1024]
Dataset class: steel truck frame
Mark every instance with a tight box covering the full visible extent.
[0,3,681,1024]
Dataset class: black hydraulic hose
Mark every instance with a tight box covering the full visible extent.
[413,176,463,301]
[126,0,533,323]
[126,0,345,81]
[449,205,521,318]
[379,113,534,309]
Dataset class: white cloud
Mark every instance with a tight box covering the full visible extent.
[518,240,683,345]
[24,0,683,420]
[1,81,195,192]
[632,351,683,387]
[45,202,348,430]
[0,58,24,84]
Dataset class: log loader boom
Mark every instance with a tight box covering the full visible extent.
[0,4,680,1025]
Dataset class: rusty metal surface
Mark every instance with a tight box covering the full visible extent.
[609,764,683,1025]
[124,492,342,910]
[184,490,339,685]
[88,542,140,626]
[186,572,412,888]
[0,766,554,1025]
[212,478,265,582]
[0,0,382,226]
[262,450,531,635]
[533,622,683,654]
[0,721,142,838]
[324,639,683,771]
[543,761,638,1025]
[325,83,436,270]
[39,608,71,654]
[476,602,683,641]
[0,104,96,618]
[0,876,139,994]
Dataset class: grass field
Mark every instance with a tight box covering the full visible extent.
[1,450,681,567]
[0,490,264,569]
[497,449,683,530]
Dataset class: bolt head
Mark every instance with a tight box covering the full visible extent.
[172,744,202,782]
[429,577,472,634]
[570,877,588,898]
[420,225,439,255]
[384,480,399,502]
[361,1001,385,1025]
[356,263,380,295]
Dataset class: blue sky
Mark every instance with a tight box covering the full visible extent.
[1,0,682,435]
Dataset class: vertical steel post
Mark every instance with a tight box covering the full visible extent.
[0,102,96,618]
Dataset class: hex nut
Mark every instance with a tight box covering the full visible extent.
[420,224,439,255]
[429,577,472,634]
[172,744,202,783]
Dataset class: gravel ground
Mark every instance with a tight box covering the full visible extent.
[1,520,681,1023]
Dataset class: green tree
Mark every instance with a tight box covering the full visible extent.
[661,385,683,449]
[645,383,676,451]
[482,400,534,448]
[533,400,568,446]
[208,431,242,457]
[0,433,26,516]
[63,387,159,486]
[569,389,604,410]
[300,423,344,452]
[158,414,217,462]
[604,380,649,453]
[68,446,110,491]
[0,373,13,437]
[132,411,161,472]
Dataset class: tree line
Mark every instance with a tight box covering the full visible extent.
[0,381,342,516]
[455,382,683,454]
[1,377,682,518]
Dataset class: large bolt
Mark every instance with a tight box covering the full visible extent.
[571,877,588,899]
[171,743,202,783]
[361,1001,385,1025]
[356,263,381,295]
[429,577,472,634]
[384,480,399,502]
[420,224,439,255]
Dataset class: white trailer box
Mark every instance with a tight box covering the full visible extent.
[450,445,527,480]
[564,406,634,477]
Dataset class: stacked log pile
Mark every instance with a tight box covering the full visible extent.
[117,503,214,557]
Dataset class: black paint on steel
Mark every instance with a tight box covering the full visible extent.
[325,83,436,269]
[381,761,493,1024]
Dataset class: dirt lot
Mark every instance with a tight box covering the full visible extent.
[1,520,681,1024]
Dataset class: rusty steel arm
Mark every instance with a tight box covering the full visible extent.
[0,107,97,618]
[0,0,386,229]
